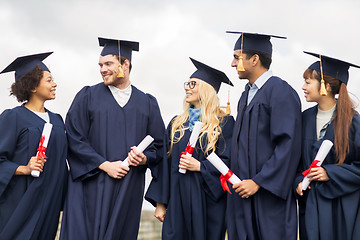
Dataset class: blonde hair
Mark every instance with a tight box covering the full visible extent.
[169,80,225,156]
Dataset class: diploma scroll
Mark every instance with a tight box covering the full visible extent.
[207,152,241,193]
[31,122,53,177]
[179,121,203,174]
[301,140,333,190]
[122,135,154,167]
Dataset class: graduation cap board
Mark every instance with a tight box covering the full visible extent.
[98,37,139,78]
[304,51,360,87]
[0,52,53,81]
[226,31,286,71]
[189,57,233,114]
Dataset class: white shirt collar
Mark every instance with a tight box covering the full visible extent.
[248,70,273,89]
[108,84,132,107]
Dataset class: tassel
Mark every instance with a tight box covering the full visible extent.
[225,102,231,115]
[237,56,245,72]
[320,79,327,96]
[117,65,124,78]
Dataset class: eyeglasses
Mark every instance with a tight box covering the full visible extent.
[184,81,197,89]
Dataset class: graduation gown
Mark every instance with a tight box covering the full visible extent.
[0,106,68,240]
[294,106,360,240]
[145,115,234,240]
[60,83,164,240]
[227,76,302,240]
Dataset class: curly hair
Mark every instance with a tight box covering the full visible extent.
[169,80,226,156]
[10,65,44,103]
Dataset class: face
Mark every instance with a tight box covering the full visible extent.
[302,77,321,102]
[184,78,200,108]
[33,71,57,101]
[98,54,123,86]
[231,49,251,79]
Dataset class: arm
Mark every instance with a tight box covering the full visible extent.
[141,94,165,177]
[201,116,235,200]
[251,84,302,200]
[65,87,110,180]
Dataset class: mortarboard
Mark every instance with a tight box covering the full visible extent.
[98,37,139,77]
[304,51,360,86]
[189,58,233,114]
[189,57,233,93]
[226,31,286,71]
[98,37,139,61]
[0,52,53,81]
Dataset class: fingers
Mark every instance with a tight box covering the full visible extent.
[29,156,46,172]
[128,147,146,166]
[296,182,303,196]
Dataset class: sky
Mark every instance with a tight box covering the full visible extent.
[0,0,359,209]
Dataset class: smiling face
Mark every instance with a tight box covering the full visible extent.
[302,77,321,102]
[184,78,201,108]
[98,54,123,86]
[32,71,57,101]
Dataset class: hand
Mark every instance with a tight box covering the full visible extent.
[179,154,201,172]
[127,147,147,166]
[307,167,330,182]
[296,181,311,196]
[233,179,260,198]
[99,161,130,179]
[15,156,46,175]
[154,203,166,222]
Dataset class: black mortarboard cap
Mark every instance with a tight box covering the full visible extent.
[0,52,52,81]
[98,37,139,61]
[304,51,360,85]
[189,58,233,93]
[226,31,286,56]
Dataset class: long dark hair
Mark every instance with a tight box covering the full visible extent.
[304,68,354,165]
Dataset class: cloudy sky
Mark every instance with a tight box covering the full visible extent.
[0,0,359,209]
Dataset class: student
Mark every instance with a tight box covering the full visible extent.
[145,58,234,240]
[295,51,360,240]
[59,37,165,240]
[0,52,68,240]
[226,32,302,240]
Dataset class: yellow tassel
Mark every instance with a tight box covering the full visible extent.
[225,102,231,115]
[237,56,245,72]
[320,79,327,96]
[117,65,124,78]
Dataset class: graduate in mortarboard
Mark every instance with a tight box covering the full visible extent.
[59,38,165,240]
[0,52,68,240]
[294,52,360,240]
[145,58,234,240]
[226,32,302,240]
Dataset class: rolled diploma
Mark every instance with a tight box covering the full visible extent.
[179,121,204,174]
[31,122,53,177]
[122,135,154,166]
[301,140,333,190]
[207,152,241,184]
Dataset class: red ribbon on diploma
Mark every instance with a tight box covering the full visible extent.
[180,144,195,157]
[220,170,234,194]
[302,160,320,176]
[37,136,48,161]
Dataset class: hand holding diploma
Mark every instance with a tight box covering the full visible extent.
[122,135,154,167]
[301,140,333,191]
[31,122,52,177]
[179,121,203,174]
[207,152,241,194]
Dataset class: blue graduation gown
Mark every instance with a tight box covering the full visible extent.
[227,76,302,240]
[294,106,360,240]
[60,83,165,240]
[145,115,235,240]
[0,106,68,240]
